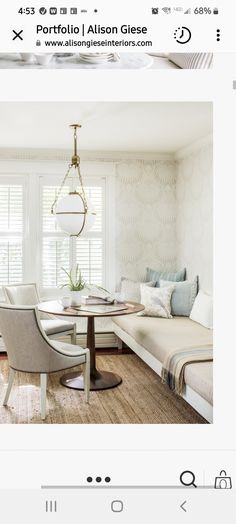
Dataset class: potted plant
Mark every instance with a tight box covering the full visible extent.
[60,265,86,306]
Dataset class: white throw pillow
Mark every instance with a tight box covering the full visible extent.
[190,290,213,329]
[139,285,174,318]
[120,277,155,302]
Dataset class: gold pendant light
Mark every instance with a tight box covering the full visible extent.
[51,124,96,236]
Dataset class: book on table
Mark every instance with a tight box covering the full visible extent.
[81,294,114,305]
[79,304,128,314]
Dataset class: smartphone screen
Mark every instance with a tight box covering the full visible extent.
[0,1,235,522]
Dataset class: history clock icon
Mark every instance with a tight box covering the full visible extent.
[174,26,192,44]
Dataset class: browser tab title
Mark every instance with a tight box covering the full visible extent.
[36,24,148,36]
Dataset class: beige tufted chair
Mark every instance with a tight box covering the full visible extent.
[0,304,90,420]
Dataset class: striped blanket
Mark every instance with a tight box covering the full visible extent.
[161,344,213,395]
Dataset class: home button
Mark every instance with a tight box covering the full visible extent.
[111,500,124,513]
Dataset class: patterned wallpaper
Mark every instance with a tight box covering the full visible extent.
[65,142,213,337]
[78,158,178,336]
[115,142,213,294]
[176,142,213,293]
[115,159,177,286]
[76,143,212,337]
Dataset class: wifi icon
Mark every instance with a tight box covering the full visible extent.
[162,7,171,14]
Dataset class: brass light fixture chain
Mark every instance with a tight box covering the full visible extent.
[51,123,88,215]
[51,163,73,215]
[74,125,77,158]
[77,164,88,211]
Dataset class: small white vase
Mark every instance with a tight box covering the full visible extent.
[70,290,83,306]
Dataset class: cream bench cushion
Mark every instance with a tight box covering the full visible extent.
[113,315,213,405]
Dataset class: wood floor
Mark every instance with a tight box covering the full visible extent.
[0,354,206,424]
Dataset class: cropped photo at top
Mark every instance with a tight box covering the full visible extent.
[0,101,213,425]
[0,52,213,70]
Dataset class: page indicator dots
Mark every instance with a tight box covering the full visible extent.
[86,476,111,483]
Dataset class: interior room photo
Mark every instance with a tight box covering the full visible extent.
[0,101,213,424]
[0,52,213,70]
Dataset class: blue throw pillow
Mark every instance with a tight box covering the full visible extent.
[160,277,198,316]
[146,267,186,287]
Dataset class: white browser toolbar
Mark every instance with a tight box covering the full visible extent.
[0,449,235,489]
[0,450,235,522]
[0,0,235,51]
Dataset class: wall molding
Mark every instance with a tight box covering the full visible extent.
[0,147,174,163]
[175,134,213,161]
[0,159,116,178]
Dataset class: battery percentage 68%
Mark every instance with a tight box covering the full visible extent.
[194,7,212,14]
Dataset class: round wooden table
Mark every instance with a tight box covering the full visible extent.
[38,300,144,391]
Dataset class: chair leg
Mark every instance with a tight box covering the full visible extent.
[71,324,77,345]
[84,350,90,404]
[3,368,15,406]
[117,336,123,353]
[40,373,47,420]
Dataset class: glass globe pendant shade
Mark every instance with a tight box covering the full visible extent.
[56,192,95,236]
[80,200,96,235]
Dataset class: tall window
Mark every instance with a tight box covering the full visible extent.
[0,181,24,285]
[41,177,105,289]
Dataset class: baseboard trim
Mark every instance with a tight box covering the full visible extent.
[76,332,117,348]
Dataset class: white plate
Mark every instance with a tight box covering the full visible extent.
[79,53,116,64]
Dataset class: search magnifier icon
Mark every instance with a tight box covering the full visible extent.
[180,470,197,488]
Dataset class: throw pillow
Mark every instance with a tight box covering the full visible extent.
[160,276,198,316]
[190,290,213,329]
[139,285,174,318]
[146,267,186,287]
[120,277,155,302]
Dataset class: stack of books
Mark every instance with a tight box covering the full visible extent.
[81,295,114,305]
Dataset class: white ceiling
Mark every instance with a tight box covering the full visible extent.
[0,102,212,153]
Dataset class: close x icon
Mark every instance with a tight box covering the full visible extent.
[12,29,24,40]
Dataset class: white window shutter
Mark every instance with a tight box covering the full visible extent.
[76,237,103,286]
[0,184,23,285]
[42,237,70,287]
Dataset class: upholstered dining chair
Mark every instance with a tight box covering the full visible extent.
[0,304,90,420]
[3,283,76,344]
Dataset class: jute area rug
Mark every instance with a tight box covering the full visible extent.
[0,354,206,424]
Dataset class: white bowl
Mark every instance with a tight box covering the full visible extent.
[20,53,34,63]
[34,53,53,66]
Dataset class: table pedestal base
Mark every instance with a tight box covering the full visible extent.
[60,370,122,391]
